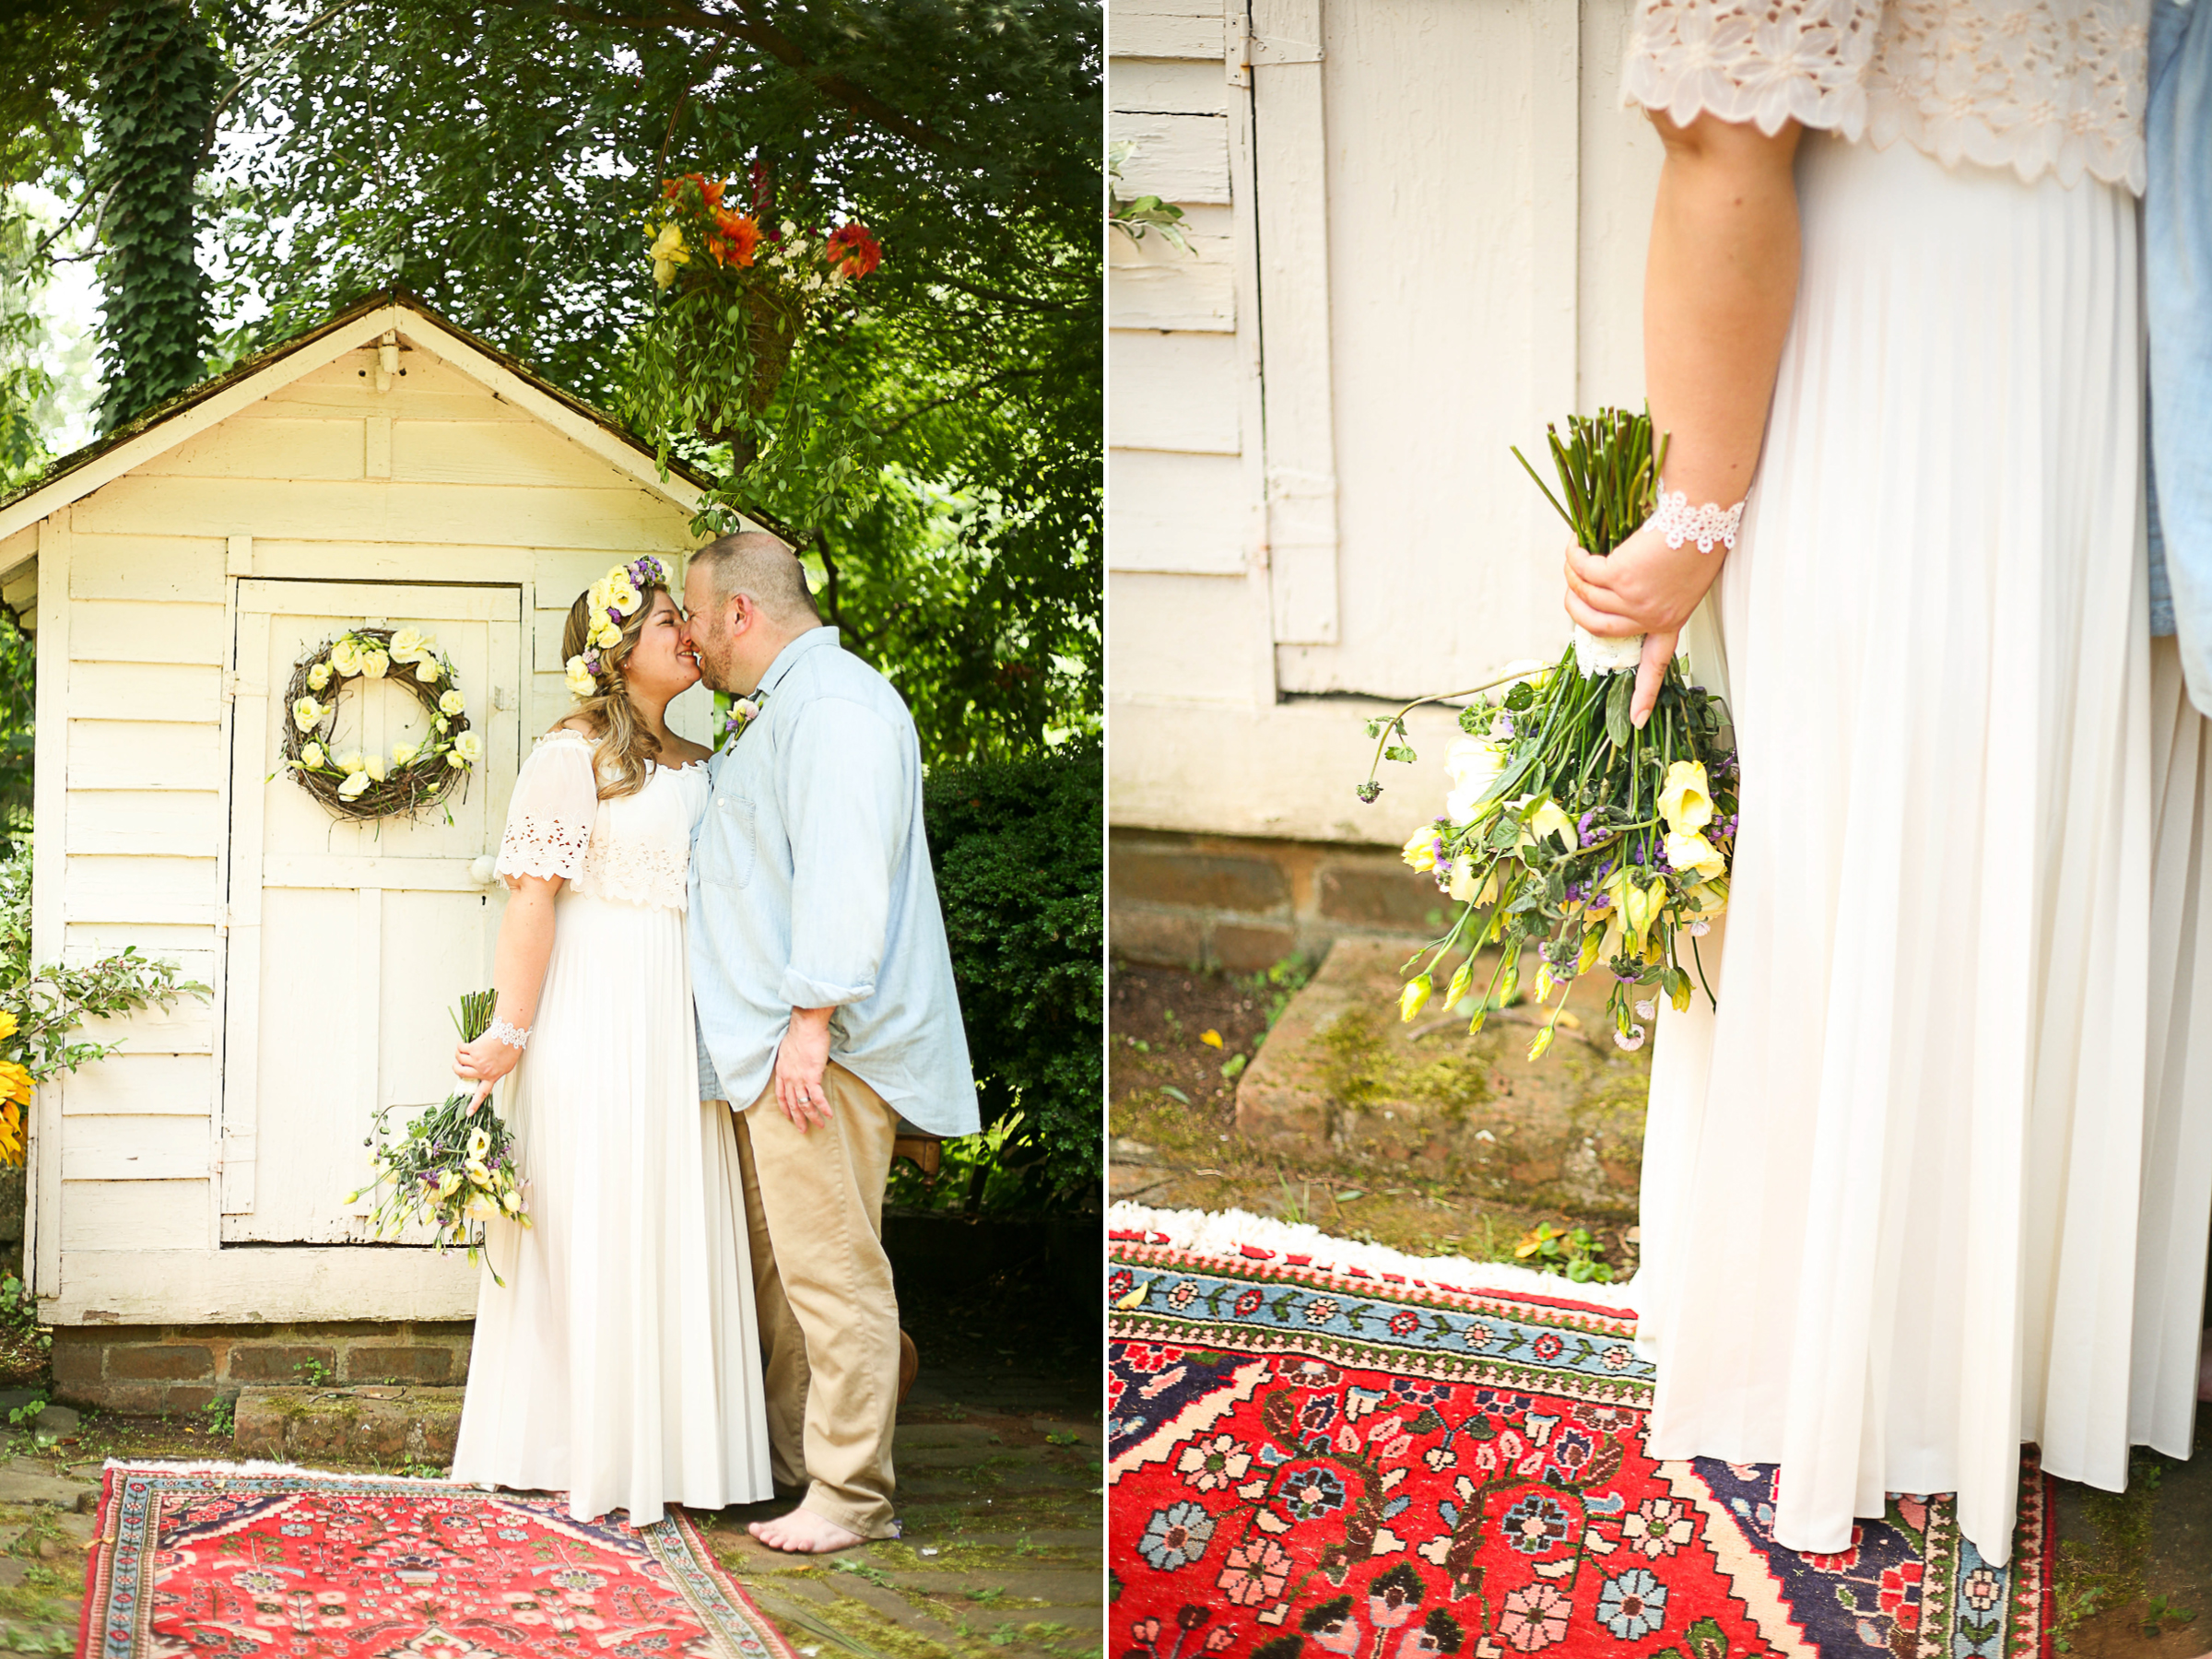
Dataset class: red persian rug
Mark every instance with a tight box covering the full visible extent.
[1108,1211,2054,1659]
[79,1460,795,1659]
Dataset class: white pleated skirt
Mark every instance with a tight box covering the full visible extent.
[1638,130,2212,1564]
[450,892,773,1525]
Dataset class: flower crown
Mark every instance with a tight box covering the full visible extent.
[564,556,676,699]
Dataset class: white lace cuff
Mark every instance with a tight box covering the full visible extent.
[1653,485,1745,553]
[494,814,591,883]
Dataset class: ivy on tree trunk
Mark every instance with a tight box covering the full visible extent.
[91,0,218,433]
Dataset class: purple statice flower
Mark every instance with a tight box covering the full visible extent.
[1433,857,1456,891]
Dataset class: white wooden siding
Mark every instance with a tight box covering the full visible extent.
[18,302,735,1320]
[1107,0,1668,844]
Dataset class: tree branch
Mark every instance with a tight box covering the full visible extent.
[200,0,375,163]
[927,271,1086,314]
[545,0,954,152]
[875,365,1046,438]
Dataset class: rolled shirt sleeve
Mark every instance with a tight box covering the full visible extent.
[775,697,907,1010]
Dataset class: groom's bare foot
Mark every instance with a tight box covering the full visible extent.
[748,1507,865,1554]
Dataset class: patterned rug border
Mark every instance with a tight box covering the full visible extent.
[83,1457,799,1659]
[1110,1203,1643,1314]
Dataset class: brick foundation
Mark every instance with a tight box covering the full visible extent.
[1111,828,1442,971]
[50,1322,474,1417]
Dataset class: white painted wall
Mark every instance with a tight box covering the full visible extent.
[1107,0,1665,850]
[8,313,724,1324]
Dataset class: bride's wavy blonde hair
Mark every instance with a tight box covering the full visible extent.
[559,580,670,800]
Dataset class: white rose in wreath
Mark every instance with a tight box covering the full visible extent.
[338,750,367,775]
[301,741,327,770]
[364,754,387,782]
[291,696,327,733]
[337,771,372,800]
[359,649,390,679]
[438,689,465,717]
[416,657,442,684]
[453,731,483,766]
[307,662,333,692]
[388,627,429,664]
[329,637,363,676]
[391,741,418,766]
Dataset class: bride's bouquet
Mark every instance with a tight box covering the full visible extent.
[1359,408,1740,1057]
[350,989,530,1277]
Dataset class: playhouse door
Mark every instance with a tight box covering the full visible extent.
[220,580,524,1243]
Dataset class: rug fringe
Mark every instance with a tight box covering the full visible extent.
[96,1456,466,1484]
[1108,1202,1643,1312]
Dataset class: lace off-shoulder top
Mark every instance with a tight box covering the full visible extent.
[493,729,709,912]
[1621,0,2149,193]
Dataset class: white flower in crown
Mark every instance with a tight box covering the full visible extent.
[291,695,328,733]
[564,653,597,700]
[439,689,465,717]
[359,648,390,679]
[337,771,371,800]
[307,662,333,692]
[453,731,483,766]
[388,627,429,665]
[329,637,364,676]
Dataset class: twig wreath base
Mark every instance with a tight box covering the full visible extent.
[282,627,479,822]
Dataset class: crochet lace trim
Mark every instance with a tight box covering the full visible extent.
[1622,0,2148,194]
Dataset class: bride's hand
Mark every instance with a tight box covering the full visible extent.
[1561,517,1725,729]
[454,1031,520,1110]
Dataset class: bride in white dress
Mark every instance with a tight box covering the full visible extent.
[447,557,771,1525]
[1567,0,2212,1565]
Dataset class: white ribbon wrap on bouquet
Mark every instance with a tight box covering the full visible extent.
[1572,622,1644,675]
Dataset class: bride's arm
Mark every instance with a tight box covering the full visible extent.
[453,876,561,1107]
[1563,110,1804,725]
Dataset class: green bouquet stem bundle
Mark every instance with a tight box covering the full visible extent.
[349,989,530,1279]
[1358,408,1742,1057]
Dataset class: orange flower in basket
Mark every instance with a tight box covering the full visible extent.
[707,207,760,268]
[826,222,882,279]
[661,173,726,211]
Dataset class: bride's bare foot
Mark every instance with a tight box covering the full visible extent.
[748,1507,865,1554]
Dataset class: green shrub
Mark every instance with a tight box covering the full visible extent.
[923,740,1101,1208]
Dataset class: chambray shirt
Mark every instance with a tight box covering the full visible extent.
[2147,0,2212,712]
[689,627,981,1137]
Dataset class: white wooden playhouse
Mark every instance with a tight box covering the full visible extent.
[0,294,742,1330]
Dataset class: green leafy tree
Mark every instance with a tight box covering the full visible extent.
[88,0,220,430]
[206,0,1100,763]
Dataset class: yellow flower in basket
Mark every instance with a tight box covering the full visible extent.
[0,1106,20,1167]
[0,1011,19,1043]
[649,221,690,288]
[0,1060,32,1108]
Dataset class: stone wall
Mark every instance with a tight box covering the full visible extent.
[51,1321,473,1417]
[1111,828,1442,971]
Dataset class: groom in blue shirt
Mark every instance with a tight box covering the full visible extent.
[682,531,981,1553]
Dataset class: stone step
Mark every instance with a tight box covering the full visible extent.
[233,1384,463,1465]
[1234,935,1653,1218]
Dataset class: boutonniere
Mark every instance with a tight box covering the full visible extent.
[716,692,764,750]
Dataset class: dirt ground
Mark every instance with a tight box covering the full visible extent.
[1108,957,1641,1284]
[1107,949,2212,1658]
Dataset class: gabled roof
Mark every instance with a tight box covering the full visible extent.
[0,289,743,548]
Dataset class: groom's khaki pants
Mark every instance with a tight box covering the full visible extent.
[732,1062,901,1539]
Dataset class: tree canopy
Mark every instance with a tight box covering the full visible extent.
[2,0,1101,764]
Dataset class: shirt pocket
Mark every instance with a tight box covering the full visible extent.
[702,793,756,889]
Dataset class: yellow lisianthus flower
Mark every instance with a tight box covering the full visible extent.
[387,627,429,664]
[437,1168,463,1197]
[1443,736,1508,826]
[1399,974,1432,1022]
[359,648,390,679]
[1658,759,1715,835]
[390,741,418,767]
[307,662,333,692]
[1445,957,1475,1006]
[337,771,371,801]
[301,741,327,770]
[416,657,442,683]
[1515,795,1578,857]
[453,731,483,765]
[1448,861,1500,906]
[291,696,327,733]
[329,637,363,676]
[565,655,597,700]
[1664,829,1727,883]
[439,689,465,717]
[1401,828,1439,872]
